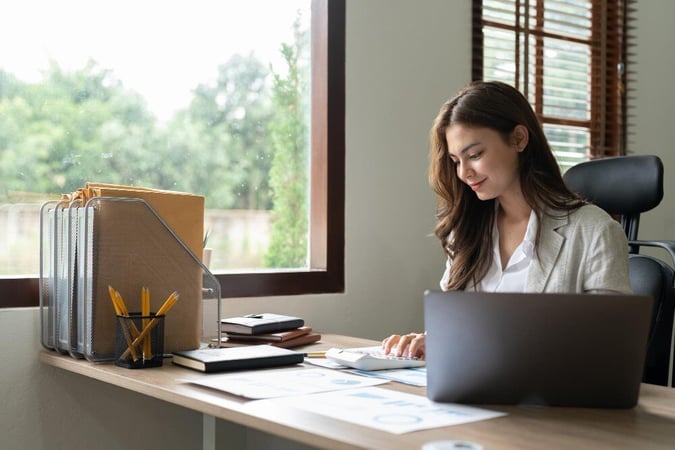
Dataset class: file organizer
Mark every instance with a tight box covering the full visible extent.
[39,200,59,352]
[40,196,221,361]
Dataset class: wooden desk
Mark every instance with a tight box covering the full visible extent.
[40,334,675,450]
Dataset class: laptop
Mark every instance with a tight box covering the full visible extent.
[424,290,653,408]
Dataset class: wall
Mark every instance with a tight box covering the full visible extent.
[2,0,673,449]
[630,1,675,249]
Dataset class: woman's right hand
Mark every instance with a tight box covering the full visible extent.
[381,332,426,359]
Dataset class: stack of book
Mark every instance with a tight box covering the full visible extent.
[217,313,321,349]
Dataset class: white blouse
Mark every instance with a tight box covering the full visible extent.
[440,209,538,293]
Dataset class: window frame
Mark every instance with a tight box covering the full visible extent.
[0,0,345,307]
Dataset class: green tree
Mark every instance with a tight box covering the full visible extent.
[0,55,279,211]
[0,61,158,197]
[183,54,274,210]
[264,15,310,268]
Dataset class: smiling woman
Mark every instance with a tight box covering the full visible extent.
[0,0,346,306]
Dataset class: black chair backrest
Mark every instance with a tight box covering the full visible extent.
[563,155,664,241]
[565,154,674,387]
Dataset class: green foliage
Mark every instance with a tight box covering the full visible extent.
[0,57,277,211]
[263,15,310,268]
[0,61,157,195]
[0,21,311,270]
[184,54,275,210]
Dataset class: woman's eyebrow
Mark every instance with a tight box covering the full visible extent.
[449,142,480,157]
[460,142,480,154]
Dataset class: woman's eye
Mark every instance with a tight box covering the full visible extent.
[469,151,483,160]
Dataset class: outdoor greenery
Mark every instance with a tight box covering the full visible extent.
[0,18,309,269]
[265,19,310,268]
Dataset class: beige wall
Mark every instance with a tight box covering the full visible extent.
[630,1,675,246]
[2,1,673,449]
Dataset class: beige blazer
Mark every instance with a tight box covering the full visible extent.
[441,204,633,294]
[525,204,632,294]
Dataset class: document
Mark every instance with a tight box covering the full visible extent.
[349,367,428,387]
[262,386,507,434]
[303,356,427,386]
[180,367,387,399]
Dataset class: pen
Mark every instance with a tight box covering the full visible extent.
[305,351,326,358]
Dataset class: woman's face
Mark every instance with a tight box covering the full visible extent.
[445,124,526,202]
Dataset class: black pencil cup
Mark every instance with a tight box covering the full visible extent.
[114,313,165,369]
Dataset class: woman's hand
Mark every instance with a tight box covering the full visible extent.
[381,332,426,359]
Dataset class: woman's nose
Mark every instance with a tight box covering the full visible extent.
[457,162,473,181]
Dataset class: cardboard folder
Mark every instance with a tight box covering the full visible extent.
[78,182,204,256]
[71,183,205,361]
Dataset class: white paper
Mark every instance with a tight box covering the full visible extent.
[261,386,507,434]
[348,367,428,387]
[304,357,427,386]
[303,357,347,369]
[181,367,388,399]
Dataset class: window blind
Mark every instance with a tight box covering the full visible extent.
[473,0,635,169]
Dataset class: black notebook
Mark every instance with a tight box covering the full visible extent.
[171,345,305,373]
[220,313,304,335]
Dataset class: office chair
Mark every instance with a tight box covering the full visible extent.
[564,154,675,387]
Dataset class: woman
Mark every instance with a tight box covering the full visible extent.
[383,81,631,359]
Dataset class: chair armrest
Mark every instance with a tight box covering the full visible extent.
[628,240,675,267]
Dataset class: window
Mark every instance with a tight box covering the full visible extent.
[473,0,634,169]
[0,0,345,307]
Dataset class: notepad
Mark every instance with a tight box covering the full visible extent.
[217,332,322,349]
[223,326,313,342]
[220,313,304,335]
[171,345,305,373]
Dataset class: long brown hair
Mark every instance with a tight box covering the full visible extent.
[430,81,584,290]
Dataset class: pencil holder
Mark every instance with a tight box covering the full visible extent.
[114,313,165,369]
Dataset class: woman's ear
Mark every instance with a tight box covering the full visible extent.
[511,125,529,152]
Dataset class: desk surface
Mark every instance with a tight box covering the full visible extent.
[40,334,675,450]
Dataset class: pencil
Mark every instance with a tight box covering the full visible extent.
[120,292,179,360]
[108,286,139,362]
[305,351,326,358]
[111,287,140,337]
[142,287,151,360]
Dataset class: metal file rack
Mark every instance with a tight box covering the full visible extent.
[40,197,221,361]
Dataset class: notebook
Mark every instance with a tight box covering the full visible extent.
[424,290,653,408]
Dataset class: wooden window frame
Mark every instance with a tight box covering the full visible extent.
[0,0,345,307]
